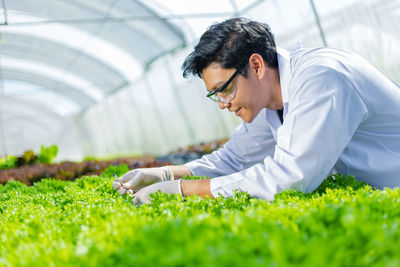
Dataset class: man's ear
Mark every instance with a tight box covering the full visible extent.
[248,53,265,78]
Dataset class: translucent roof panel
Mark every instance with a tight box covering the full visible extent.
[1,32,126,95]
[0,0,188,157]
[1,0,399,160]
[1,60,97,107]
[3,80,81,116]
[1,0,187,105]
[5,0,186,64]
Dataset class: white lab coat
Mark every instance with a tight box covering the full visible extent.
[184,47,400,200]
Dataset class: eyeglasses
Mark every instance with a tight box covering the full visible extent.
[206,68,240,103]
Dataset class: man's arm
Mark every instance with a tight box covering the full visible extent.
[169,165,213,198]
[209,65,368,200]
[184,108,276,178]
[181,179,213,198]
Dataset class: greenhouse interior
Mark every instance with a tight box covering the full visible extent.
[1,0,400,266]
[1,0,399,161]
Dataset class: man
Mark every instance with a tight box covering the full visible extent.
[113,18,400,205]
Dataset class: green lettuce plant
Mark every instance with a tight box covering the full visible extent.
[0,155,17,170]
[37,144,59,164]
[0,174,399,267]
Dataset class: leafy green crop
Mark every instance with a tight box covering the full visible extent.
[0,155,17,170]
[37,144,59,164]
[0,144,58,172]
[100,163,130,178]
[0,174,399,267]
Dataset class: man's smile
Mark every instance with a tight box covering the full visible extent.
[232,107,242,116]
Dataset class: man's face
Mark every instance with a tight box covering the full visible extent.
[201,59,281,123]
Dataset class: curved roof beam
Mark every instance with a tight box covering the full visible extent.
[0,97,67,132]
[1,79,81,116]
[1,32,127,95]
[278,0,400,46]
[1,13,143,84]
[69,0,186,53]
[4,0,186,71]
[1,67,96,108]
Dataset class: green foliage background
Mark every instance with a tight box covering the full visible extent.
[37,145,59,164]
[0,172,399,266]
[0,144,59,171]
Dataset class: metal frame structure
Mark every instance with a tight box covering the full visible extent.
[1,0,399,159]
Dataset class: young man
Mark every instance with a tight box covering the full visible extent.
[113,18,400,205]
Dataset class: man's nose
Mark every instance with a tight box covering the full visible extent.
[218,101,230,109]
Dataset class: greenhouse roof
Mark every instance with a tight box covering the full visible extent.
[1,0,399,159]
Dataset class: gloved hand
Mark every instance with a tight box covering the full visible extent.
[132,179,183,205]
[112,166,174,195]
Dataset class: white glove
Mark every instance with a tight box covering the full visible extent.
[132,179,183,205]
[112,166,174,195]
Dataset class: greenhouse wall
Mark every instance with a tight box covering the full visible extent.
[0,0,399,160]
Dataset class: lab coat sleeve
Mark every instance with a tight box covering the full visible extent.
[210,65,368,200]
[184,109,276,178]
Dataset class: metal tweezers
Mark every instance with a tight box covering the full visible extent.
[113,173,133,195]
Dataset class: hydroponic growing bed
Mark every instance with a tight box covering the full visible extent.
[1,171,399,266]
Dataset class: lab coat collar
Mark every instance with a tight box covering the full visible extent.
[276,47,290,104]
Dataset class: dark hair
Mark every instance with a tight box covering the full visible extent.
[182,17,278,78]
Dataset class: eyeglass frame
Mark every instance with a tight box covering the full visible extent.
[206,68,240,103]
